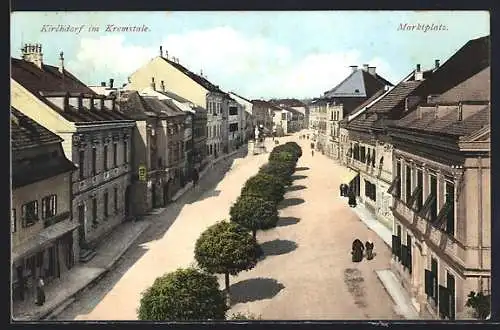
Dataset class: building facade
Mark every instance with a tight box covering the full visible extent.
[11,108,78,303]
[229,92,254,142]
[11,45,135,262]
[125,47,230,161]
[387,36,490,320]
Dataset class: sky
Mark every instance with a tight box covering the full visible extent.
[11,11,489,100]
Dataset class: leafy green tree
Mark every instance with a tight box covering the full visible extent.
[230,195,279,239]
[465,291,491,319]
[138,268,227,321]
[241,173,286,203]
[284,141,302,158]
[194,221,259,303]
[259,161,295,186]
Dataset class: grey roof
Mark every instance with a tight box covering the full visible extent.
[323,69,393,98]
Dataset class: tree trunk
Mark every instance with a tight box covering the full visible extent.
[252,229,257,240]
[225,272,230,306]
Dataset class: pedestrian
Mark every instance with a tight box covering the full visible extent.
[365,240,374,260]
[348,190,357,207]
[339,184,343,197]
[35,276,45,306]
[192,169,199,187]
[351,239,364,262]
[311,149,314,157]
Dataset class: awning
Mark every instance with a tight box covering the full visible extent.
[337,167,359,184]
[12,221,79,262]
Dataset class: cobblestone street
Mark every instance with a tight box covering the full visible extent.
[56,134,399,320]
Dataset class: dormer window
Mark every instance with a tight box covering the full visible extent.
[355,89,360,93]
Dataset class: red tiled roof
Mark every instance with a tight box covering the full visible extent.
[160,57,226,95]
[11,58,95,95]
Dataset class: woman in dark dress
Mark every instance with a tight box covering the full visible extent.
[365,241,374,260]
[348,190,357,207]
[351,239,364,262]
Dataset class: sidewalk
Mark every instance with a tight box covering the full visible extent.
[12,147,245,321]
[376,269,420,319]
[348,202,392,247]
[12,220,150,321]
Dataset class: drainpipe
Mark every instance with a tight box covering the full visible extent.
[477,156,484,291]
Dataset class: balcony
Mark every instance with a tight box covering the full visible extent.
[43,211,71,228]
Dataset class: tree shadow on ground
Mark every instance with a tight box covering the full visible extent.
[295,166,310,171]
[229,278,285,306]
[291,174,307,181]
[287,185,306,192]
[55,149,247,320]
[276,216,300,227]
[278,197,305,209]
[259,239,298,259]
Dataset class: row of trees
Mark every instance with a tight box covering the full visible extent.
[138,142,303,321]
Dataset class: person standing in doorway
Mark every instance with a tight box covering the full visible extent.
[35,276,45,306]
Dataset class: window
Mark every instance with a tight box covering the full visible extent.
[416,169,423,211]
[431,258,438,303]
[213,126,216,138]
[406,234,412,274]
[11,209,16,233]
[41,194,57,219]
[113,143,118,167]
[79,150,85,179]
[388,161,401,199]
[229,123,238,132]
[406,165,412,203]
[114,187,118,214]
[398,161,403,199]
[372,149,376,167]
[21,200,39,227]
[360,146,366,163]
[103,145,108,171]
[446,272,456,319]
[91,147,97,175]
[92,197,98,225]
[281,113,287,120]
[229,106,238,116]
[104,191,109,218]
[364,180,376,201]
[123,141,128,164]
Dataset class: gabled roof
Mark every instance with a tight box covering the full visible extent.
[160,56,226,95]
[251,99,282,111]
[323,69,393,98]
[117,91,152,120]
[230,92,253,104]
[11,57,96,95]
[11,107,62,150]
[158,98,189,117]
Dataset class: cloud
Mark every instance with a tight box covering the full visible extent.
[68,27,397,98]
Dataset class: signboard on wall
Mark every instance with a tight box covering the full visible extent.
[138,165,146,181]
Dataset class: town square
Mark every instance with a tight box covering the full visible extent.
[10,11,490,321]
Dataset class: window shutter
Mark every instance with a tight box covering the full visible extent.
[425,270,433,297]
[401,245,408,268]
[439,285,449,318]
[34,200,39,218]
[392,235,398,256]
[42,198,47,218]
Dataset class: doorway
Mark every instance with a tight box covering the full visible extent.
[125,186,131,218]
[163,182,170,206]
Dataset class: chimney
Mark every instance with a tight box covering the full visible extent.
[435,59,440,69]
[368,66,376,75]
[109,78,114,89]
[151,77,156,90]
[200,69,203,77]
[100,81,106,87]
[349,65,358,72]
[59,51,64,74]
[415,64,424,81]
[160,45,163,57]
[161,80,165,92]
[165,50,169,59]
[21,43,44,68]
[458,103,463,121]
[362,64,369,71]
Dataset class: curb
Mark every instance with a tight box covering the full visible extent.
[34,149,244,321]
[41,222,152,321]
